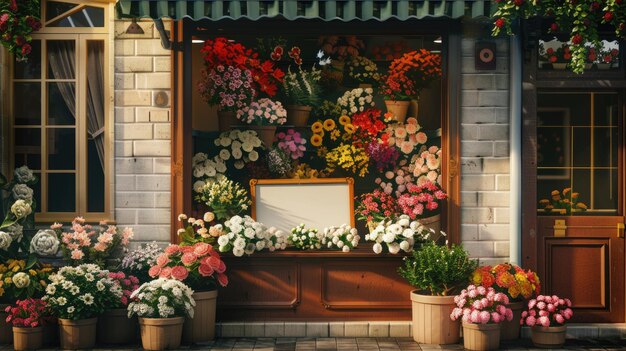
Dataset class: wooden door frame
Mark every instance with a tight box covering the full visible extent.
[170,18,464,244]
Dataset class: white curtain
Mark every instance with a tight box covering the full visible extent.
[48,41,76,119]
[86,41,105,169]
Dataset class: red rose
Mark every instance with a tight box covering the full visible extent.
[21,43,31,56]
[571,34,583,45]
[217,273,229,287]
[495,18,505,28]
[564,52,572,60]
[15,36,25,46]
[604,12,614,22]
[514,0,524,6]
[170,266,189,281]
[604,55,612,63]
[549,55,557,63]
[546,48,554,54]
[550,23,558,32]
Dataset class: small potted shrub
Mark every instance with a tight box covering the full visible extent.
[5,298,47,351]
[450,285,513,351]
[96,271,140,345]
[43,264,122,349]
[279,47,324,126]
[128,278,195,351]
[398,242,477,344]
[522,295,573,348]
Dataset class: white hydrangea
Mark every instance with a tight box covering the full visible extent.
[320,224,360,252]
[365,214,436,254]
[128,278,195,319]
[220,215,286,256]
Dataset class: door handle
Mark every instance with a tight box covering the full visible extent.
[553,220,566,237]
[618,223,625,238]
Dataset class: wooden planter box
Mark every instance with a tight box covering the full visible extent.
[217,245,413,321]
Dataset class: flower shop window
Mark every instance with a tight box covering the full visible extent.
[184,23,450,242]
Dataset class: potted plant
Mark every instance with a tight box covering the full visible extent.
[197,177,251,221]
[398,242,478,344]
[365,215,439,254]
[470,264,541,340]
[347,55,381,88]
[0,0,41,62]
[43,264,122,350]
[397,181,448,233]
[355,188,400,232]
[128,278,196,351]
[5,298,46,350]
[275,129,307,161]
[596,47,619,70]
[96,271,140,345]
[450,285,513,351]
[538,42,572,70]
[120,241,164,284]
[279,47,324,127]
[149,217,228,344]
[522,295,573,348]
[379,49,441,122]
[236,98,287,147]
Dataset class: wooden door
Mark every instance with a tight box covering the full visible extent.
[534,91,625,322]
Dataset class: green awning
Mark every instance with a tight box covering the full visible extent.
[116,1,494,21]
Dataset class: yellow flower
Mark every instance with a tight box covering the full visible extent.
[576,202,588,210]
[311,121,323,134]
[29,269,37,276]
[323,119,336,131]
[550,190,560,196]
[310,134,323,147]
[330,129,341,141]
[344,123,355,134]
[0,288,4,296]
[562,188,571,196]
[338,115,351,126]
[12,266,20,272]
[471,271,482,285]
[4,277,11,285]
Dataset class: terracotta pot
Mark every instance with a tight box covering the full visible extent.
[384,100,410,123]
[418,214,441,235]
[286,105,312,127]
[13,326,43,351]
[97,308,138,344]
[500,300,524,340]
[58,317,98,350]
[462,322,501,351]
[182,290,217,344]
[531,325,567,348]
[410,291,460,344]
[139,317,185,351]
[217,110,238,132]
[551,63,567,70]
[248,125,277,148]
[0,304,12,344]
[42,319,60,347]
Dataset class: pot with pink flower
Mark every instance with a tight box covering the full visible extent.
[522,295,573,348]
[397,180,448,233]
[450,285,513,351]
[5,298,47,351]
[96,272,141,345]
[236,98,287,147]
[149,234,228,344]
[275,129,307,161]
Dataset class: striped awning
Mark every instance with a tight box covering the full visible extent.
[116,1,494,21]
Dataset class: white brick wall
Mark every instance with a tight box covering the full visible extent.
[459,33,511,265]
[114,20,172,246]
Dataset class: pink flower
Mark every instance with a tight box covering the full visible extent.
[505,308,513,321]
[198,264,214,277]
[537,301,546,310]
[148,265,161,278]
[472,300,483,310]
[156,254,170,267]
[525,316,536,326]
[470,310,480,323]
[479,311,491,324]
[528,299,537,309]
[164,245,180,255]
[538,316,550,327]
[181,252,197,266]
[555,313,565,324]
[171,266,189,281]
[159,267,172,278]
[476,286,486,295]
[193,242,210,256]
[217,273,228,287]
[491,312,501,323]
[71,249,84,260]
[547,303,555,312]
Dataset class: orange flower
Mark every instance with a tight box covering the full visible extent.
[480,270,495,288]
[495,271,516,289]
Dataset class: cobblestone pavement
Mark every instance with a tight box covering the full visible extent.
[3,337,625,351]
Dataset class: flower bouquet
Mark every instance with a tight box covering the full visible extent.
[213,129,263,172]
[397,181,448,222]
[275,129,307,160]
[217,215,287,256]
[5,298,47,351]
[366,215,437,254]
[96,271,141,345]
[409,145,443,185]
[0,0,41,61]
[347,56,381,86]
[538,187,587,215]
[197,177,250,221]
[355,189,400,226]
[120,242,163,284]
[289,224,323,250]
[0,165,37,260]
[321,224,360,252]
[325,143,370,177]
[197,65,255,112]
[0,259,52,304]
[522,295,573,348]
[384,117,428,157]
[128,278,195,350]
[192,152,227,195]
[336,87,375,116]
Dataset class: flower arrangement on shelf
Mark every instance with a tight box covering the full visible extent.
[212,130,263,172]
[289,224,322,250]
[538,187,587,215]
[309,117,355,155]
[217,215,288,256]
[197,65,255,112]
[176,212,222,246]
[355,189,400,225]
[347,56,381,86]
[148,242,228,290]
[351,108,388,143]
[275,129,307,160]
[522,295,573,327]
[29,229,60,257]
[4,298,47,328]
[539,42,571,65]
[120,242,163,284]
[43,264,123,320]
[0,259,52,303]
[325,143,370,177]
[385,118,429,157]
[289,163,326,179]
[107,271,140,308]
[279,48,323,107]
[366,215,437,254]
[55,217,133,267]
[318,35,364,61]
[128,278,196,319]
[409,145,443,185]
[450,285,513,324]
[337,87,375,115]
[379,49,442,101]
[197,177,251,221]
[192,152,227,194]
[471,264,541,302]
[321,224,360,252]
[0,165,37,259]
[397,181,448,220]
[598,47,619,65]
[236,98,287,126]
[370,41,410,61]
[0,0,41,61]
[375,161,417,197]
[267,147,292,177]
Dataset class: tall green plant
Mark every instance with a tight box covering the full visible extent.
[398,242,477,296]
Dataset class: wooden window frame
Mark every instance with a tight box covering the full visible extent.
[3,0,115,223]
[170,18,463,244]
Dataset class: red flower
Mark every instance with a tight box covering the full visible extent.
[495,18,505,28]
[550,23,558,32]
[270,52,281,61]
[14,35,25,46]
[273,46,284,55]
[611,49,619,56]
[288,46,301,58]
[513,0,524,6]
[272,68,285,80]
[604,12,614,22]
[21,43,31,56]
[260,60,275,73]
[546,48,554,55]
[549,55,557,63]
[9,0,17,12]
[571,34,583,45]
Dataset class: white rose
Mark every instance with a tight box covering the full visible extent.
[11,199,32,219]
[388,242,400,254]
[0,232,12,250]
[30,229,60,256]
[6,224,23,243]
[12,184,33,201]
[400,240,411,252]
[217,236,229,246]
[14,165,35,183]
[373,243,383,254]
[12,272,30,288]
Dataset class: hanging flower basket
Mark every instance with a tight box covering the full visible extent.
[0,0,42,61]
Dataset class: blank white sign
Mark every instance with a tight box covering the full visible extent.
[251,178,354,234]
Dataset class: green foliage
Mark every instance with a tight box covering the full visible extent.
[280,65,322,106]
[398,242,477,296]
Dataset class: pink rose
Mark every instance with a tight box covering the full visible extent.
[149,265,161,278]
[181,252,197,266]
[217,273,228,287]
[193,242,211,256]
[198,264,214,277]
[159,267,172,278]
[156,254,170,267]
[164,245,180,255]
[170,266,189,281]
[217,260,227,274]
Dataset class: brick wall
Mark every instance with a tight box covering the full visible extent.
[114,20,172,246]
[459,32,512,265]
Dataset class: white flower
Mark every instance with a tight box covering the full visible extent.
[219,149,231,160]
[233,237,246,250]
[382,232,396,243]
[233,248,244,257]
[57,297,67,306]
[96,281,105,291]
[12,272,30,288]
[11,199,32,219]
[12,184,33,201]
[217,236,229,246]
[400,241,411,252]
[342,246,350,252]
[46,284,57,295]
[388,243,400,254]
[29,229,60,256]
[67,306,75,314]
[14,166,35,183]
[84,273,94,282]
[248,150,259,162]
[0,232,12,250]
[373,243,383,254]
[158,296,168,304]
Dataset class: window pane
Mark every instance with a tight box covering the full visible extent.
[572,127,591,167]
[14,40,41,79]
[48,173,75,212]
[537,93,590,126]
[47,5,104,28]
[47,128,75,170]
[572,169,592,210]
[14,128,41,170]
[48,82,75,125]
[593,169,618,211]
[87,140,104,212]
[47,40,75,79]
[537,127,569,168]
[593,127,618,168]
[14,83,41,125]
[32,172,41,213]
[594,93,618,126]
[46,1,78,21]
